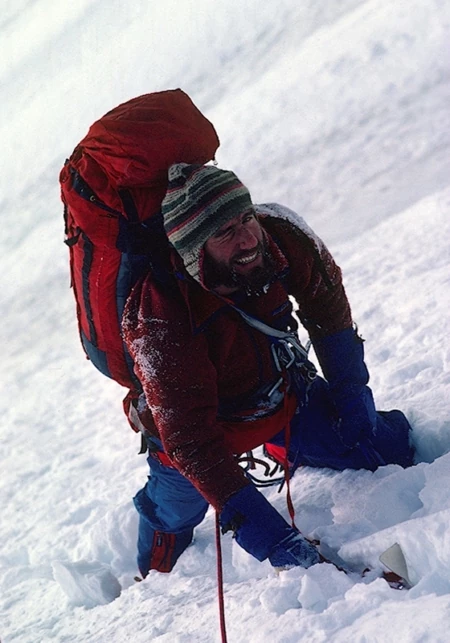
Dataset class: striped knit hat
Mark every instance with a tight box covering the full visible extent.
[162,163,253,282]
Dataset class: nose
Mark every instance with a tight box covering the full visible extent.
[236,224,258,250]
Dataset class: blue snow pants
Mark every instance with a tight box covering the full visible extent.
[133,375,413,576]
[133,453,209,575]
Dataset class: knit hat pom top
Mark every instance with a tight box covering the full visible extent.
[162,163,253,283]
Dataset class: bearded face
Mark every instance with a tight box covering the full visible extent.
[202,236,276,295]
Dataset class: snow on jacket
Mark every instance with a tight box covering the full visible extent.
[122,204,352,510]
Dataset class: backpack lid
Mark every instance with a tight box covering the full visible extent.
[72,89,220,212]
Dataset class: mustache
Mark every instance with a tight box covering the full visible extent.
[232,243,263,263]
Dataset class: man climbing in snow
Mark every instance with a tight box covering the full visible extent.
[122,163,414,578]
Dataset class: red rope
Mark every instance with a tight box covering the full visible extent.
[215,511,228,643]
[281,391,298,529]
[213,388,296,643]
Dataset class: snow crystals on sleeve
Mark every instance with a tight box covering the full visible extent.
[256,202,326,254]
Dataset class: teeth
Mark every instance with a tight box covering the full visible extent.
[236,251,258,265]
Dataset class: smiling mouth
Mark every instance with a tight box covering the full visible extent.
[234,250,259,266]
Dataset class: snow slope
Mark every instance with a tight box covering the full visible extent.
[1,1,449,641]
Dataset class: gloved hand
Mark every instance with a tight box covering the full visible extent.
[312,327,377,449]
[220,483,320,569]
[268,531,321,570]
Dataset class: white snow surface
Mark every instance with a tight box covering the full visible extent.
[1,1,450,641]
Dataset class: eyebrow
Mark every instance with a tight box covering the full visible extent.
[213,222,235,238]
[213,209,255,238]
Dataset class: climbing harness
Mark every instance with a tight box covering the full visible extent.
[231,304,317,404]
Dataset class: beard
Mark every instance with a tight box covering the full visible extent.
[202,239,276,296]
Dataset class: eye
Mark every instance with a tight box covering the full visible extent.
[242,211,256,224]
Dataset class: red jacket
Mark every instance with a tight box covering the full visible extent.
[122,206,352,510]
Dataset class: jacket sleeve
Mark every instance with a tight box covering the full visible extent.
[270,217,353,339]
[270,215,381,452]
[122,273,250,511]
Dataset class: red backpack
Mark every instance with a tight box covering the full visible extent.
[60,89,219,389]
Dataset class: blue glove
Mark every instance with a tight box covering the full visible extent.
[313,327,377,449]
[220,483,320,568]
